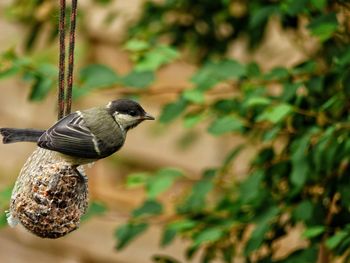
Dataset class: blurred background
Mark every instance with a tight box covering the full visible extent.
[0,1,349,263]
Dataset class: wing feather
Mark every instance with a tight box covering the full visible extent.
[38,112,101,159]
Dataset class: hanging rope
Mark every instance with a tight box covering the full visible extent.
[58,0,78,119]
[65,0,78,116]
[58,0,66,120]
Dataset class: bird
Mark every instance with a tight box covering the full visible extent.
[0,99,154,165]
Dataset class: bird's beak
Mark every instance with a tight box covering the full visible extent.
[142,112,155,120]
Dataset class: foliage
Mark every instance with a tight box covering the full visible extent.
[2,0,350,263]
[128,0,331,61]
[0,187,12,228]
[117,1,350,262]
[4,0,61,51]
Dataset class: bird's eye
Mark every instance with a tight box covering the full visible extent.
[129,110,137,116]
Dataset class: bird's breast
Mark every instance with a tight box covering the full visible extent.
[82,108,126,158]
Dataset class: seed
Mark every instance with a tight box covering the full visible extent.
[7,148,88,239]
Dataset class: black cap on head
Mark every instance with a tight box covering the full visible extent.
[107,99,147,117]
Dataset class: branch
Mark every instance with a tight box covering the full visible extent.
[317,192,340,263]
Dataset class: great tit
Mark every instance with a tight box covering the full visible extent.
[0,99,154,165]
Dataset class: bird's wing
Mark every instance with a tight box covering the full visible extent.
[38,112,101,159]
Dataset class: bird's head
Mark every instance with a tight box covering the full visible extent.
[106,99,155,131]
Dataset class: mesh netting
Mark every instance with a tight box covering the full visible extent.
[7,147,88,238]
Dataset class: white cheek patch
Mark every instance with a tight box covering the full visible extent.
[114,113,134,122]
[113,113,138,130]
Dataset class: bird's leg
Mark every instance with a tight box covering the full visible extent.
[72,165,88,184]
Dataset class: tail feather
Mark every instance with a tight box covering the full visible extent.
[0,128,45,144]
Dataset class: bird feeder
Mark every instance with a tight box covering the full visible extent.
[7,148,88,238]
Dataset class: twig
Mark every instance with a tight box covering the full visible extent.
[317,193,339,263]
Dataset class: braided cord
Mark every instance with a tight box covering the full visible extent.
[65,0,78,116]
[58,0,66,120]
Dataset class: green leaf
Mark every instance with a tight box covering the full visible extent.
[293,200,313,222]
[245,206,279,255]
[132,199,163,217]
[152,255,182,263]
[192,59,246,91]
[292,60,317,75]
[281,83,301,102]
[246,62,261,77]
[302,226,325,238]
[250,6,278,28]
[213,99,238,113]
[334,235,350,255]
[161,227,177,247]
[290,134,311,187]
[208,115,244,136]
[245,223,270,255]
[281,0,308,16]
[291,158,309,187]
[81,201,107,221]
[146,168,182,199]
[263,126,280,141]
[79,64,119,89]
[310,0,326,10]
[28,63,57,101]
[221,245,234,263]
[115,222,148,250]
[245,97,271,107]
[282,247,318,263]
[183,89,205,104]
[179,170,215,213]
[76,64,119,98]
[193,227,224,246]
[0,187,10,228]
[93,0,113,5]
[312,130,343,174]
[122,70,155,88]
[0,213,7,228]
[161,219,197,247]
[168,219,197,231]
[253,147,274,165]
[239,170,264,203]
[326,231,348,250]
[186,244,200,260]
[320,95,338,111]
[307,77,324,94]
[183,111,205,128]
[307,13,338,41]
[339,180,350,207]
[177,130,199,150]
[0,187,12,204]
[335,47,350,67]
[126,172,150,188]
[0,64,20,79]
[29,76,54,101]
[124,39,150,52]
[264,67,289,80]
[342,70,350,96]
[136,45,179,71]
[223,144,245,167]
[0,50,29,79]
[159,98,188,123]
[255,206,280,223]
[257,104,293,124]
[313,128,335,173]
